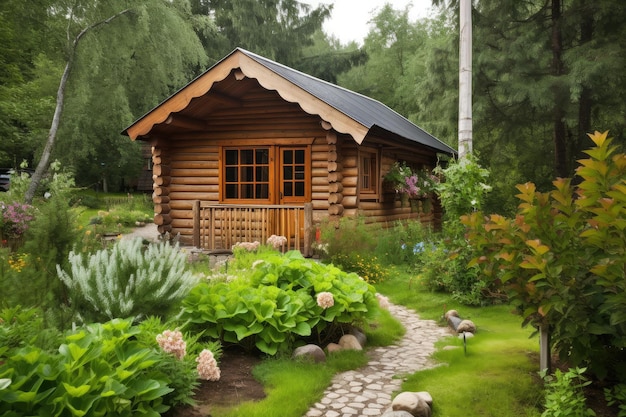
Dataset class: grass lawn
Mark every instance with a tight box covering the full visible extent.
[375,268,543,417]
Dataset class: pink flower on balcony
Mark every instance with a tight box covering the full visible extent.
[156,329,186,360]
[316,292,334,309]
[196,349,221,381]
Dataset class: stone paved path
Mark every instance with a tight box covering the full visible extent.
[304,303,449,417]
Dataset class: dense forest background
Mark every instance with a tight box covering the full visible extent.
[1,0,624,213]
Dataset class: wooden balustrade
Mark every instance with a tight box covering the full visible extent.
[192,202,313,256]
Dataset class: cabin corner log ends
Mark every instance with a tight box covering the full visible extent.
[193,201,313,256]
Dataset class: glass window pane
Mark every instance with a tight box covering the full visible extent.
[256,149,269,164]
[283,166,293,180]
[295,166,304,180]
[240,166,253,182]
[225,184,238,198]
[256,166,268,181]
[295,150,305,164]
[256,184,268,198]
[225,149,238,165]
[295,182,304,196]
[241,149,254,164]
[241,184,254,199]
[283,150,293,164]
[284,182,293,196]
[225,167,237,182]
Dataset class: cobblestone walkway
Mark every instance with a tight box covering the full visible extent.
[304,303,449,417]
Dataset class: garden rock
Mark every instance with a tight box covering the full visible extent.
[338,334,362,350]
[293,344,326,363]
[444,309,459,320]
[325,342,341,354]
[381,411,415,417]
[457,319,476,334]
[349,327,367,347]
[415,391,433,407]
[391,391,432,417]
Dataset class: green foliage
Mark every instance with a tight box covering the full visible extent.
[328,252,388,284]
[417,241,493,306]
[0,306,62,353]
[434,154,492,224]
[540,367,595,417]
[604,384,626,417]
[463,131,626,380]
[319,216,379,258]
[181,250,379,355]
[0,318,173,416]
[58,238,198,322]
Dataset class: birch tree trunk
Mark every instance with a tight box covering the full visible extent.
[24,9,131,204]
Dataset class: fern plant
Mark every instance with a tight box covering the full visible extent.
[57,238,198,322]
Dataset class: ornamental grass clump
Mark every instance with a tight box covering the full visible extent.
[57,238,198,322]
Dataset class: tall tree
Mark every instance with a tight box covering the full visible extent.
[205,0,331,67]
[21,0,211,199]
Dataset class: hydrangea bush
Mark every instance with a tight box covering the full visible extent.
[181,250,379,355]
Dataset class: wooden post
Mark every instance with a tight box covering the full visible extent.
[539,325,551,373]
[304,203,313,257]
[193,200,200,248]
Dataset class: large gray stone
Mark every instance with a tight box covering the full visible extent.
[293,344,326,363]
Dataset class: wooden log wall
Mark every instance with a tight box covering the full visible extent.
[152,86,332,245]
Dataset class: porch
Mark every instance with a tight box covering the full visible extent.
[192,201,314,256]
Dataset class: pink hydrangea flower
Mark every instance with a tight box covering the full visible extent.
[232,241,261,251]
[156,329,186,360]
[196,349,221,381]
[266,234,287,249]
[316,292,334,309]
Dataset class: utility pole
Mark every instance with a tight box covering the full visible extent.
[458,0,472,158]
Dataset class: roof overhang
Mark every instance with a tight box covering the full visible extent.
[123,49,368,143]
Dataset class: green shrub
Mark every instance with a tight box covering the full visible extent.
[181,250,379,355]
[57,238,198,322]
[328,252,388,284]
[604,384,626,417]
[540,367,595,417]
[0,319,173,416]
[318,216,379,261]
[463,131,626,380]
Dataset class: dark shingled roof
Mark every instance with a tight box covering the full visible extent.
[237,48,456,155]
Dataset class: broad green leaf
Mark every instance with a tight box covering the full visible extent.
[62,382,91,397]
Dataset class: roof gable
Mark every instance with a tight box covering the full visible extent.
[123,48,455,155]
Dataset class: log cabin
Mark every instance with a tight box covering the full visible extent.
[123,48,456,255]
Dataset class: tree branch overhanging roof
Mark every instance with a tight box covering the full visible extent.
[122,47,456,156]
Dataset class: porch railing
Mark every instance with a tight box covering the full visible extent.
[192,202,313,256]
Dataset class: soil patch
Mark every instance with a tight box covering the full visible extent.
[166,348,266,417]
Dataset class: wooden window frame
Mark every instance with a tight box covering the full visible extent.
[359,147,380,200]
[220,145,310,204]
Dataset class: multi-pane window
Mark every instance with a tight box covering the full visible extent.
[222,146,309,203]
[224,148,270,200]
[281,148,306,200]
